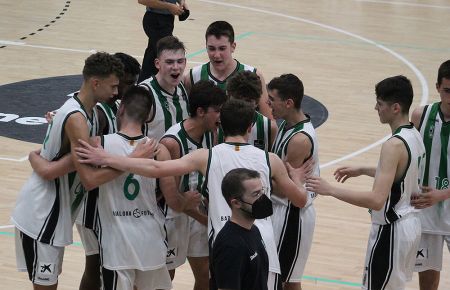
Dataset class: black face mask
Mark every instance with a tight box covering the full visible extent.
[239,194,273,219]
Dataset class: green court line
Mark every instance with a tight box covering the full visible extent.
[0,229,361,288]
[186,31,255,59]
[257,32,450,53]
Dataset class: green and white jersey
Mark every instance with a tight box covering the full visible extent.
[12,95,98,246]
[189,60,256,91]
[161,120,214,218]
[203,142,280,274]
[372,124,426,225]
[96,133,167,270]
[96,100,120,135]
[271,117,319,207]
[418,102,450,234]
[140,77,189,141]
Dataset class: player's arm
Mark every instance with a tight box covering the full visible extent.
[157,144,201,212]
[268,120,278,150]
[77,138,209,178]
[255,70,273,120]
[411,187,450,209]
[65,114,122,191]
[333,166,376,183]
[182,71,193,94]
[307,139,401,210]
[29,150,75,180]
[411,106,426,130]
[270,153,308,208]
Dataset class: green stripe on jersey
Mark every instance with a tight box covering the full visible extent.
[422,103,440,186]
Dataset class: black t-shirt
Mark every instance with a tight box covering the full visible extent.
[210,221,269,290]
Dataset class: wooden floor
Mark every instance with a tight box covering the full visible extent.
[1,0,449,289]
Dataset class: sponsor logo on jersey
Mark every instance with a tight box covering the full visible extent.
[112,208,153,218]
[38,262,55,276]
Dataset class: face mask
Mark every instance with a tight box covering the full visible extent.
[239,193,273,219]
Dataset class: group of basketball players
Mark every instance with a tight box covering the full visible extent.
[10,18,449,290]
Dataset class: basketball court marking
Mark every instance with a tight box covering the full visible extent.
[355,0,450,10]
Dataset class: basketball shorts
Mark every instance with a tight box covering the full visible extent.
[15,228,64,286]
[414,233,450,272]
[362,214,421,290]
[101,266,171,290]
[76,224,99,256]
[272,203,315,282]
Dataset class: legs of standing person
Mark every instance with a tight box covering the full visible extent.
[139,11,175,82]
[76,224,100,290]
[416,233,448,290]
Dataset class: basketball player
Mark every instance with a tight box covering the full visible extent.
[410,60,450,290]
[159,80,227,290]
[267,74,319,290]
[11,52,124,290]
[306,76,424,290]
[226,70,278,151]
[76,99,310,290]
[139,35,189,141]
[183,21,272,118]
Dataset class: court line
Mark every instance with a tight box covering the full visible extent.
[355,0,450,10]
[196,0,428,169]
[0,156,28,162]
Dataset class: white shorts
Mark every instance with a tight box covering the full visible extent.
[76,224,99,256]
[362,214,421,290]
[15,228,64,286]
[165,214,208,270]
[272,203,315,282]
[414,233,450,272]
[101,266,172,290]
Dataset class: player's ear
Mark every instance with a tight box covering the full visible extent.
[231,42,236,53]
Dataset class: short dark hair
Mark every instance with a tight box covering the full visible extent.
[267,74,304,109]
[205,21,234,43]
[82,52,124,80]
[220,99,255,137]
[437,60,450,86]
[189,80,227,117]
[156,36,185,58]
[113,52,141,76]
[375,75,413,114]
[120,86,154,124]
[227,71,262,104]
[222,168,260,207]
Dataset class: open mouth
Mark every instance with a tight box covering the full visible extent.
[170,73,180,80]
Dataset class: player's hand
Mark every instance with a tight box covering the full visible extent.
[286,158,314,184]
[45,111,56,123]
[179,0,188,10]
[75,139,109,167]
[334,166,361,183]
[28,148,41,160]
[411,186,448,209]
[168,3,183,15]
[306,176,333,196]
[183,190,202,211]
[131,138,159,159]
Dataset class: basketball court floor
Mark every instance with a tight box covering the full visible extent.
[0,0,449,289]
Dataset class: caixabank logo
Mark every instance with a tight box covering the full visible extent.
[0,75,83,143]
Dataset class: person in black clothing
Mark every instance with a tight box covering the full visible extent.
[210,168,272,290]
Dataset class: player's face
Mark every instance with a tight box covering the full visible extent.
[117,73,138,100]
[374,98,395,124]
[155,49,186,88]
[94,74,120,103]
[437,77,450,109]
[237,178,264,211]
[267,89,287,119]
[203,106,222,131]
[206,35,236,71]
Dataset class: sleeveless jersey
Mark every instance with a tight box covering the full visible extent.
[76,100,119,228]
[204,142,281,274]
[271,118,319,207]
[371,124,426,225]
[140,76,189,140]
[189,60,256,91]
[96,133,167,270]
[417,102,450,234]
[161,120,214,218]
[12,95,98,246]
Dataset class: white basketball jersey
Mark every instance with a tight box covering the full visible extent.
[139,76,189,141]
[12,95,97,246]
[96,133,167,270]
[204,142,281,274]
[417,102,450,234]
[371,124,426,225]
[189,60,256,91]
[161,120,214,218]
[97,101,119,134]
[271,118,320,207]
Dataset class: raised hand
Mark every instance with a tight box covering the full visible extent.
[334,166,361,183]
[75,139,109,167]
[130,137,159,159]
[306,176,333,196]
[286,158,314,184]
